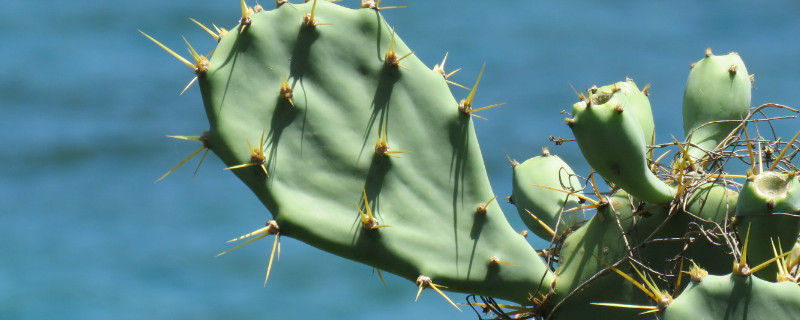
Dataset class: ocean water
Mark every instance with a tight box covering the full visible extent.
[3,0,800,319]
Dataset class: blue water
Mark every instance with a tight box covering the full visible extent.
[3,0,800,319]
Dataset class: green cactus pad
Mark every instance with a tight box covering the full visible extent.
[549,191,647,319]
[663,274,800,319]
[511,149,583,240]
[682,50,751,163]
[735,171,800,279]
[196,1,552,303]
[568,84,674,204]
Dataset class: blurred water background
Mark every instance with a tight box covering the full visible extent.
[3,0,800,319]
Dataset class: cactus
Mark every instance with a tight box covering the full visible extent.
[511,147,583,240]
[736,170,800,280]
[145,1,800,319]
[566,82,674,204]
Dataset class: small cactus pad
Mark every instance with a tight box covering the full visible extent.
[662,274,800,319]
[735,171,800,279]
[682,50,751,163]
[511,149,583,239]
[568,82,674,204]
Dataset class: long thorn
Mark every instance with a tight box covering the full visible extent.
[190,18,220,41]
[595,256,658,302]
[429,283,461,311]
[180,76,199,95]
[155,146,206,183]
[525,209,556,238]
[530,184,598,205]
[743,125,755,172]
[138,30,194,69]
[590,302,659,310]
[216,232,270,257]
[672,135,697,172]
[264,233,280,286]
[226,225,271,243]
[375,268,387,288]
[464,62,486,107]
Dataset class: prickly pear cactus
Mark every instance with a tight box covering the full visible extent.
[146,1,800,319]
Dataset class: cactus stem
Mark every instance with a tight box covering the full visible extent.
[415,275,461,311]
[362,0,406,11]
[155,133,210,183]
[768,129,800,172]
[224,130,269,177]
[280,72,294,107]
[384,27,414,69]
[476,196,498,215]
